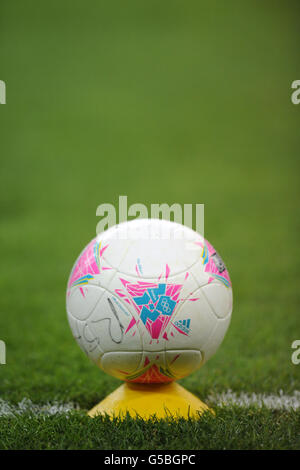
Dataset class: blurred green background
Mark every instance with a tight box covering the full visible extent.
[0,0,299,406]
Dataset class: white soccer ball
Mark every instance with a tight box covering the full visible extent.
[66,219,233,383]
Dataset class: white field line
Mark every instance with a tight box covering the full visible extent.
[0,391,300,417]
[0,398,78,417]
[207,390,300,411]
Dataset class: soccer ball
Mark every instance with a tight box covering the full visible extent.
[66,219,232,383]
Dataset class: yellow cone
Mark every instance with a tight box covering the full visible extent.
[88,382,212,420]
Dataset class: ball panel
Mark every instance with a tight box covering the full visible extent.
[100,219,205,278]
[67,284,104,321]
[126,351,173,383]
[100,351,143,380]
[97,236,132,270]
[190,237,232,289]
[88,288,142,353]
[67,238,102,291]
[189,259,213,288]
[166,287,217,351]
[67,314,104,362]
[166,350,203,379]
[100,349,203,383]
[201,282,233,319]
[201,314,232,362]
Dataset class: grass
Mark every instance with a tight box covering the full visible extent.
[0,408,299,450]
[0,0,300,449]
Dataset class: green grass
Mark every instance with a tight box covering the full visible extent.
[0,408,299,450]
[0,0,300,449]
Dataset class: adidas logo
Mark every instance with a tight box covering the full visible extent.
[174,319,191,334]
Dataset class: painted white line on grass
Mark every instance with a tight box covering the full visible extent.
[1,391,300,417]
[0,398,77,417]
[208,390,300,411]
